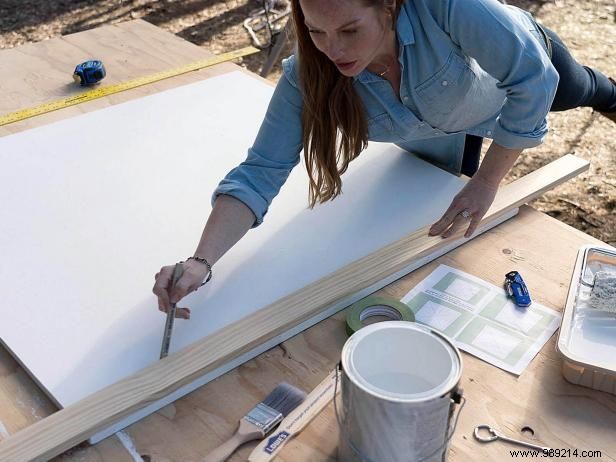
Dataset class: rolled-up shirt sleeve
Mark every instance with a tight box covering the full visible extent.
[439,0,559,149]
[212,57,304,227]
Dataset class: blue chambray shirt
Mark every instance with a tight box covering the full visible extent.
[213,0,558,227]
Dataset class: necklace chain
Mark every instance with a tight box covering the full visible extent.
[377,64,390,77]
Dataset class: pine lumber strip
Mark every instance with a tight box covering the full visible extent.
[0,154,589,462]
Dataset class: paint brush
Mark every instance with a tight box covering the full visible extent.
[203,382,306,462]
[248,369,340,461]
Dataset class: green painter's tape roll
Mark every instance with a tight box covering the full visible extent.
[346,296,415,336]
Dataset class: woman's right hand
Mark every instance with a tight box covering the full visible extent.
[152,259,211,319]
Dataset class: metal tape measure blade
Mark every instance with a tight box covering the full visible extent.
[0,46,259,127]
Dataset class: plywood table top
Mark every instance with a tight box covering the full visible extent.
[1,20,614,462]
[0,19,237,137]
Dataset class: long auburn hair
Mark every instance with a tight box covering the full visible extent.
[290,0,402,207]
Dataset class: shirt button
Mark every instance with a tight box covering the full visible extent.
[418,123,424,127]
[441,80,448,86]
[403,95,409,101]
[487,130,493,136]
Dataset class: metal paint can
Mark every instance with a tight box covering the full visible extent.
[338,321,463,462]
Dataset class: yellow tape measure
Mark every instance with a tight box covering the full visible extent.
[0,46,260,127]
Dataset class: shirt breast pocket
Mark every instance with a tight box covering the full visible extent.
[415,52,475,116]
[367,113,395,142]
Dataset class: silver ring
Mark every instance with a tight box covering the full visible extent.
[460,209,472,219]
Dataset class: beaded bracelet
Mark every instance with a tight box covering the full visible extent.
[187,256,213,286]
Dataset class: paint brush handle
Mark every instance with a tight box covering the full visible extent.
[204,419,264,462]
[248,369,340,462]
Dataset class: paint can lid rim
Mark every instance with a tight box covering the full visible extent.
[341,321,462,402]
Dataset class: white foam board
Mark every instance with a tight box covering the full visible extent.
[0,71,504,441]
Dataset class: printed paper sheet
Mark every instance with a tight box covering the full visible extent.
[401,265,562,375]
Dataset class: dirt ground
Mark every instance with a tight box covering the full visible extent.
[1,0,614,245]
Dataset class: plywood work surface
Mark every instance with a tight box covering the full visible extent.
[0,20,614,462]
[220,208,616,462]
[0,19,235,137]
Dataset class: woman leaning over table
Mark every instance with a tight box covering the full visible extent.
[153,0,616,316]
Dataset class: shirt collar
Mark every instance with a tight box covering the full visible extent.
[353,6,415,83]
[396,4,415,46]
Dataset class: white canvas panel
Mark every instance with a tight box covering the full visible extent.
[0,71,468,418]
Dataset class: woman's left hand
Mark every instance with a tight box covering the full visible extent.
[429,176,498,239]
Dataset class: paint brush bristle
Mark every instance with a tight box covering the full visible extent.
[262,382,307,416]
[244,382,307,434]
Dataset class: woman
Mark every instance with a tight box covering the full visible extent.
[153,0,615,317]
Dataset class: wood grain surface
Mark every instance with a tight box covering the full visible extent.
[0,19,235,137]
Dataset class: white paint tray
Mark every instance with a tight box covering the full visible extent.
[557,245,616,394]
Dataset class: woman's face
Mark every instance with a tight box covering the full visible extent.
[299,0,392,77]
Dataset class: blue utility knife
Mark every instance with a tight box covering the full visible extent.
[504,271,532,307]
